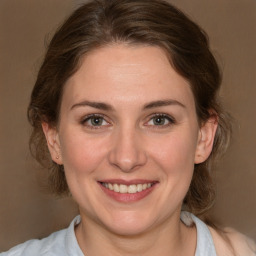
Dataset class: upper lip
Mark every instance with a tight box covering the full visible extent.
[98,179,158,185]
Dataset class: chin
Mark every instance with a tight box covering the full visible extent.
[107,222,152,237]
[101,211,156,236]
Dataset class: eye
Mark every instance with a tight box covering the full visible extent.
[81,114,110,128]
[145,114,175,127]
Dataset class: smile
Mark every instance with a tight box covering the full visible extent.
[101,182,153,194]
[99,180,158,202]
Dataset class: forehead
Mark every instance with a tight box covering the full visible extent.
[63,44,195,110]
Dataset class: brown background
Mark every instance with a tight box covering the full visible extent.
[0,0,255,252]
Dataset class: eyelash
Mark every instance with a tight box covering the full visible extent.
[145,113,176,128]
[80,114,110,129]
[80,113,176,129]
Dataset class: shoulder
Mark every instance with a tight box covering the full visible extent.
[0,216,82,256]
[181,212,256,256]
[0,229,67,256]
[209,226,256,256]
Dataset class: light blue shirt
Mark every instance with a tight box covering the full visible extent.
[0,212,216,256]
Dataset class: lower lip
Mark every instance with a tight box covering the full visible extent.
[99,183,156,203]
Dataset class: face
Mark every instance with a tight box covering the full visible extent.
[43,44,217,236]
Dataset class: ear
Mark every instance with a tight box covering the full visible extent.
[194,115,218,164]
[42,122,63,165]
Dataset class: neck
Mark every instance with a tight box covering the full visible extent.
[75,212,196,256]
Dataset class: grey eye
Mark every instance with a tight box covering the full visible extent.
[152,116,167,125]
[146,114,175,127]
[82,115,108,127]
[90,116,104,126]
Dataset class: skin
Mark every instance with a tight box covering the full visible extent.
[43,44,217,256]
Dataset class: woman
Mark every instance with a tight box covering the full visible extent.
[1,0,255,255]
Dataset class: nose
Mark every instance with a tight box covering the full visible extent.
[108,127,147,173]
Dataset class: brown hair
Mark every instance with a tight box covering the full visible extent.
[28,0,232,217]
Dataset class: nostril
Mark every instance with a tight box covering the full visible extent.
[107,130,147,172]
[108,149,147,172]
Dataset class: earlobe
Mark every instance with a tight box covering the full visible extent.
[42,122,63,165]
[194,115,218,164]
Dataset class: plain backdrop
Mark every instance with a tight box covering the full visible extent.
[0,0,255,252]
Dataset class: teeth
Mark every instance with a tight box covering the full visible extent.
[102,182,154,193]
[128,185,137,193]
[137,184,143,192]
[119,184,128,193]
[113,184,120,192]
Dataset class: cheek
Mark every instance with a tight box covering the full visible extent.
[150,132,198,205]
[136,132,197,217]
[59,130,108,175]
[148,131,198,180]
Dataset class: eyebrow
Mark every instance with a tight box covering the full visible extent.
[70,99,185,111]
[143,99,185,109]
[70,101,114,111]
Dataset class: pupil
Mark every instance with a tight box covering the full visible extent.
[154,117,164,125]
[92,117,102,126]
